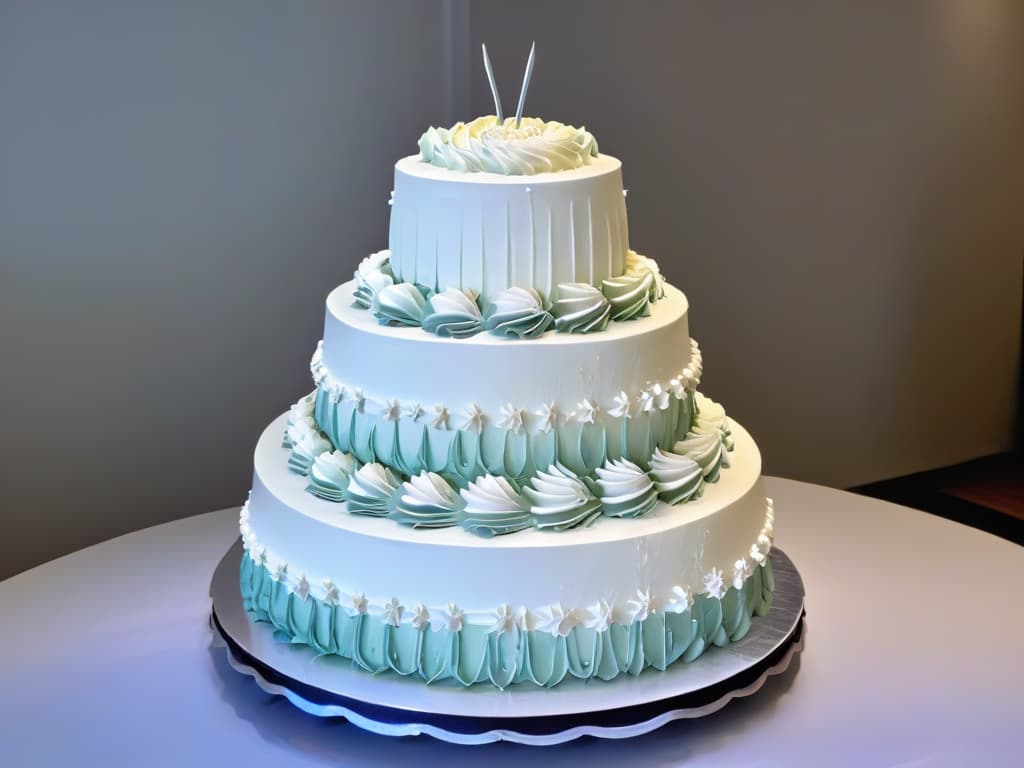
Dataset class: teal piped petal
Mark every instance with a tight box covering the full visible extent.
[372,282,429,327]
[551,283,611,334]
[485,308,554,339]
[601,271,654,321]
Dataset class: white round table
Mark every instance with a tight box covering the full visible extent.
[1,478,1021,766]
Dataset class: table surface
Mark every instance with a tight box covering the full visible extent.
[1,478,1021,767]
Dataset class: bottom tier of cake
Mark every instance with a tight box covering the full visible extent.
[239,412,776,689]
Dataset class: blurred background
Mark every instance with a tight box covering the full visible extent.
[1,0,1021,579]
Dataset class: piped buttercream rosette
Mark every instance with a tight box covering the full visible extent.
[421,288,484,338]
[388,471,465,528]
[458,474,532,537]
[483,287,554,339]
[306,450,359,502]
[345,462,401,516]
[551,283,611,334]
[524,463,603,531]
[418,116,599,175]
[590,458,659,518]
[352,250,394,310]
[372,282,429,327]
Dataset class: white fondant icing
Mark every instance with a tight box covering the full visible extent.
[388,154,628,301]
[243,412,769,617]
[321,281,694,424]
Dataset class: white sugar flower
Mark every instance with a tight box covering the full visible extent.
[627,588,655,623]
[680,367,699,392]
[668,377,686,399]
[489,604,518,635]
[381,399,402,421]
[608,391,634,419]
[582,599,613,633]
[257,548,268,566]
[352,388,366,413]
[577,398,600,425]
[497,403,526,434]
[462,403,486,434]
[294,575,310,601]
[380,597,404,627]
[322,579,341,606]
[733,558,753,589]
[650,383,670,410]
[664,585,694,614]
[432,404,449,430]
[405,402,424,422]
[271,562,288,583]
[535,402,558,434]
[432,602,465,633]
[410,603,431,631]
[749,543,766,565]
[537,603,578,637]
[703,568,725,600]
[342,591,368,617]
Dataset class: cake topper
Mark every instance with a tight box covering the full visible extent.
[481,42,537,128]
[481,44,504,123]
[514,42,536,128]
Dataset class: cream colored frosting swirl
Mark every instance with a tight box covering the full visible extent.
[418,116,599,175]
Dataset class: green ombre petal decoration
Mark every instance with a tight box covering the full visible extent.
[422,288,484,338]
[372,282,429,327]
[306,450,359,502]
[483,287,554,339]
[387,471,464,529]
[524,463,603,531]
[649,447,704,505]
[345,462,401,517]
[551,283,611,334]
[601,271,654,321]
[592,458,659,519]
[458,474,533,537]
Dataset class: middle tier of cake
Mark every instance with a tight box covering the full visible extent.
[311,280,699,483]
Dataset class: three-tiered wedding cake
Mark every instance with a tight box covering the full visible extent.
[238,115,775,689]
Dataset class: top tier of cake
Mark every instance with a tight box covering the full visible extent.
[387,117,628,302]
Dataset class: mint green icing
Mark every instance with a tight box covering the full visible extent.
[387,471,464,528]
[240,552,774,689]
[483,287,554,339]
[314,386,691,490]
[551,283,611,334]
[372,282,429,327]
[421,288,484,338]
[601,271,654,322]
[524,464,603,531]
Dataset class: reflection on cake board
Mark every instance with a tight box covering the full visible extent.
[210,541,805,745]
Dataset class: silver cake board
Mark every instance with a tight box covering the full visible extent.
[209,541,805,746]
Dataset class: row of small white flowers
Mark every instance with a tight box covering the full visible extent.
[239,497,774,637]
[309,339,703,435]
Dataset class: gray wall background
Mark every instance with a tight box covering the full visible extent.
[2,1,1021,580]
